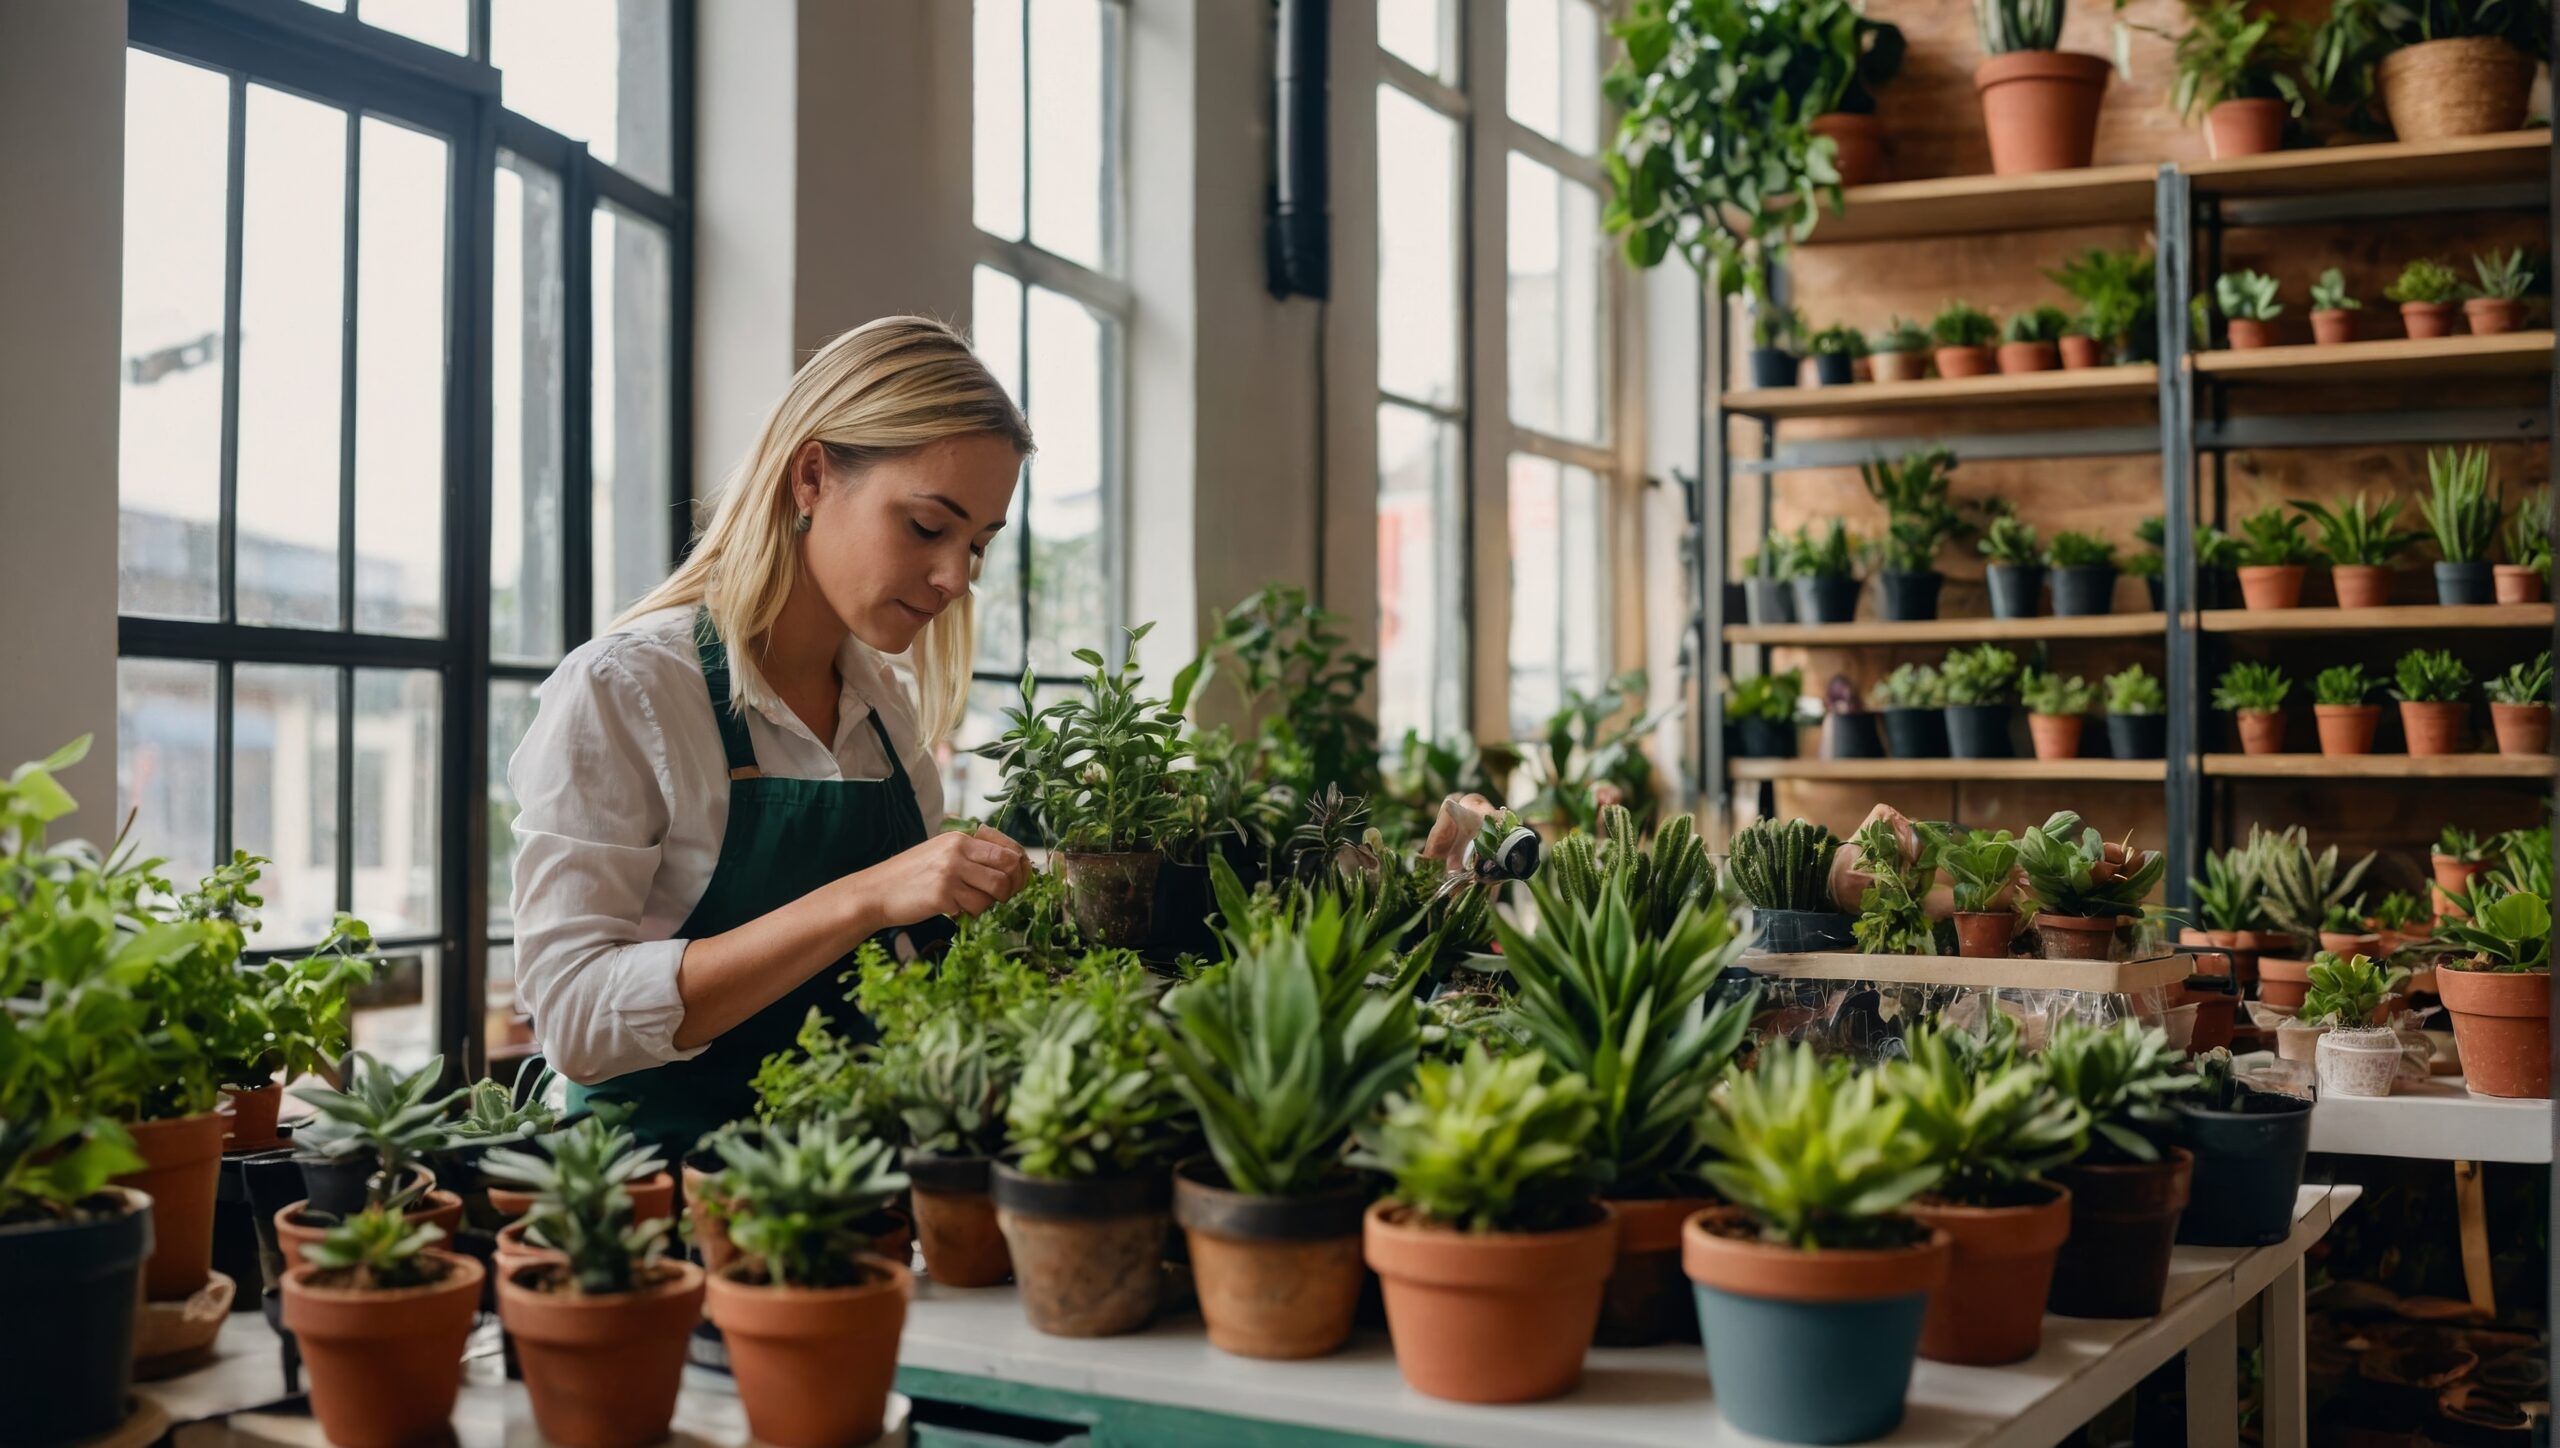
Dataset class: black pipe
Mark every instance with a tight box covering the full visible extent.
[1267,0,1329,299]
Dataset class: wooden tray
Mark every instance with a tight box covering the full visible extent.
[1740,951,2190,995]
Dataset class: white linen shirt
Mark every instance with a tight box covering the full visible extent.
[507,605,945,1085]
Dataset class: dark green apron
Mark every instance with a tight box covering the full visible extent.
[567,608,935,1154]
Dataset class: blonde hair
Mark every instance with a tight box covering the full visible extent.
[614,316,1032,743]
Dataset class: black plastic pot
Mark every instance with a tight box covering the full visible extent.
[1790,573,1860,624]
[2143,575,2165,612]
[1750,908,1857,953]
[1147,860,1218,955]
[1822,713,1887,760]
[1882,707,1949,759]
[2197,569,2234,611]
[1745,348,1799,389]
[2174,1093,2312,1247]
[0,1188,151,1445]
[1984,564,2044,619]
[295,1152,372,1217]
[1876,570,1943,622]
[1944,704,2016,759]
[2049,565,2119,617]
[990,1163,1173,1219]
[2106,712,2168,761]
[1743,576,1795,627]
[1811,353,1855,386]
[1735,717,1799,758]
[214,1148,300,1310]
[2436,561,2495,605]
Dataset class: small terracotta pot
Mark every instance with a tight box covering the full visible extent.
[1593,1195,1715,1348]
[2314,703,2381,756]
[1934,345,1995,379]
[1911,1184,2072,1366]
[2258,956,2315,1013]
[1853,356,1873,382]
[2434,853,2491,920]
[1364,1199,1614,1404]
[2378,35,2535,141]
[2189,992,2239,1053]
[1953,911,2019,960]
[705,1257,912,1448]
[2464,297,2525,336]
[494,1217,566,1278]
[2400,699,2468,757]
[110,1111,228,1302]
[2225,318,2276,350]
[1174,1160,1367,1360]
[1870,350,1928,383]
[2310,309,2357,346]
[276,1191,466,1270]
[2331,563,2392,608]
[1997,340,2059,374]
[2059,334,2103,369]
[2034,912,2121,961]
[223,1081,285,1152]
[2490,702,2551,754]
[1058,850,1164,949]
[283,1250,485,1448]
[626,1172,676,1226]
[2401,301,2457,339]
[906,1153,1011,1288]
[682,1162,737,1275]
[2027,713,2084,761]
[2321,930,2385,959]
[500,1259,706,1448]
[2204,97,2286,158]
[2235,709,2288,755]
[1974,50,2112,175]
[2048,1149,2193,1319]
[2237,564,2306,609]
[488,1185,540,1220]
[1809,112,1885,187]
[2494,564,2546,603]
[992,1164,1169,1338]
[2435,966,2550,1099]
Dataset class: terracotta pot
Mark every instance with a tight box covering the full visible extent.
[2330,563,2392,608]
[1364,1199,1614,1404]
[2321,930,2385,959]
[2238,564,2306,609]
[681,1162,737,1275]
[2258,956,2315,1013]
[2034,912,2121,961]
[1974,50,2112,175]
[2048,1149,2193,1319]
[2026,712,2084,761]
[2314,703,2382,756]
[705,1257,911,1448]
[2059,334,2103,369]
[1853,356,1873,382]
[1058,850,1164,949]
[2434,854,2491,920]
[2311,309,2358,346]
[1934,345,1995,378]
[1810,112,1885,187]
[500,1259,706,1448]
[494,1218,565,1278]
[2225,318,2277,350]
[2235,709,2288,755]
[1870,350,1928,383]
[1953,910,2019,960]
[2400,699,2468,757]
[2189,992,2239,1053]
[488,1185,539,1220]
[1997,340,2059,374]
[991,1164,1169,1338]
[223,1082,285,1152]
[283,1250,484,1448]
[2464,297,2525,335]
[2494,564,2546,603]
[2401,301,2457,339]
[276,1191,465,1270]
[2436,967,2550,1098]
[1911,1183,2072,1366]
[1593,1195,1714,1348]
[626,1172,675,1226]
[2205,97,2287,157]
[110,1111,227,1302]
[906,1153,1010,1288]
[2378,36,2535,141]
[2490,702,2551,754]
[1173,1160,1367,1360]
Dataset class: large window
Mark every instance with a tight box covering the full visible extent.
[115,0,689,1075]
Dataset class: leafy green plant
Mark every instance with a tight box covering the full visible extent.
[300,1204,448,1289]
[2468,248,2534,301]
[2040,1019,2200,1163]
[2311,0,2551,123]
[1518,670,1676,834]
[2022,670,2096,717]
[1862,446,1971,573]
[291,1052,463,1211]
[2372,889,2428,930]
[1005,962,1190,1179]
[983,624,1193,852]
[2507,488,2553,574]
[2295,951,2406,1027]
[2236,506,2318,566]
[1754,302,1807,351]
[1351,1044,1600,1233]
[2253,825,2377,944]
[2485,652,2552,707]
[2439,825,2495,863]
[1930,302,1999,348]
[2313,664,2378,707]
[1164,724,1295,866]
[2309,267,2360,312]
[2322,901,2373,934]
[2155,0,2304,117]
[1882,1016,2086,1205]
[1188,584,1383,804]
[1695,1042,1938,1249]
[1727,670,1805,725]
[2213,661,2292,713]
[2046,530,2118,570]
[2436,887,2551,972]
[2002,305,2071,345]
[1757,527,1806,580]
[1940,644,2024,706]
[1931,827,2021,915]
[1978,514,2043,567]
[751,1007,899,1140]
[482,1116,671,1295]
[1872,662,1948,710]
[2385,258,2463,306]
[1796,519,1860,578]
[1870,317,1929,354]
[2394,648,2473,703]
[2046,248,2156,353]
[2106,664,2166,716]
[2196,525,2247,570]
[1849,816,1940,956]
[1809,322,1868,357]
[2216,270,2284,322]
[2293,493,2423,566]
[2187,843,2269,934]
[2016,811,2167,919]
[706,1120,909,1288]
[2422,446,2503,563]
[877,1015,1014,1160]
[1727,818,1842,913]
[179,859,376,1090]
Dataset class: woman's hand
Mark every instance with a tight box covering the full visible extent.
[853,826,1032,923]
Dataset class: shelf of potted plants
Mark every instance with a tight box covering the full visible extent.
[2187,329,2555,383]
[2200,602,2555,633]
[1743,949,2190,997]
[2183,128,2550,199]
[1730,757,2168,782]
[1797,162,2160,248]
[2200,753,2554,779]
[1723,361,2160,419]
[1725,610,2169,647]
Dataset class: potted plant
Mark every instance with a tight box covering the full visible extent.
[1748,302,1805,389]
[2433,886,2551,1098]
[1885,1016,2085,1365]
[700,1121,913,1448]
[1744,528,1801,626]
[2041,1020,2200,1318]
[1862,446,1968,621]
[1929,301,1999,378]
[1972,0,2116,175]
[1807,323,1866,386]
[1935,827,2025,957]
[1811,11,1907,188]
[1872,663,1951,758]
[2296,491,2423,607]
[280,1052,465,1261]
[2369,888,2429,955]
[2174,1049,2315,1247]
[2385,257,2463,339]
[2022,670,2094,761]
[1788,519,1863,624]
[2485,652,2552,754]
[876,1002,1020,1288]
[2185,842,2275,984]
[1728,669,1806,759]
[2434,825,2498,921]
[2320,900,2384,959]
[484,1118,703,1448]
[2104,663,2168,760]
[1355,1046,1612,1403]
[1819,673,1888,761]
[2047,247,2156,365]
[1997,304,2070,373]
[2253,827,2376,1009]
[2423,444,2504,604]
[1729,817,1851,952]
[2297,949,2406,1029]
[1688,1043,1950,1441]
[2308,267,2362,344]
[2312,663,2383,755]
[1849,817,1943,958]
[1978,512,2045,619]
[2214,661,2293,754]
[207,889,375,1154]
[1868,317,1931,383]
[2394,647,2474,756]
[283,1205,485,1448]
[2499,486,2551,602]
[2462,248,2535,335]
[2045,530,2119,616]
[2311,0,2544,142]
[2216,270,2284,350]
[2016,810,2166,960]
[1493,885,1753,1347]
[2156,0,2303,157]
[1940,643,2023,760]
[2196,523,2246,608]
[2233,505,2317,608]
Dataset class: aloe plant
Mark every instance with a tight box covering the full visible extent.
[1697,1042,1940,1249]
[2252,825,2376,944]
[2016,811,2166,919]
[1976,0,2066,55]
[1797,519,1862,579]
[2467,248,2534,301]
[2040,1019,2199,1164]
[2486,652,2553,707]
[1350,1045,1600,1233]
[2507,487,2552,574]
[291,1052,462,1211]
[1862,447,1971,573]
[2421,446,2503,564]
[1727,818,1842,913]
[2294,952,2407,1027]
[1881,1016,2086,1205]
[704,1120,909,1288]
[2187,842,2271,935]
[2293,493,2424,566]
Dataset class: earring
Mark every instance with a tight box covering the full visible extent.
[793,512,812,534]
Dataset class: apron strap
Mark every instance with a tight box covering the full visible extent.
[693,608,762,780]
[864,709,916,795]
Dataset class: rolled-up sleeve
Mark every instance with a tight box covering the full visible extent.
[508,647,707,1084]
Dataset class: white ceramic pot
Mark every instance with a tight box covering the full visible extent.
[2275,1022,2329,1062]
[2317,1028,2402,1097]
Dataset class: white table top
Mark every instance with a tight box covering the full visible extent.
[2308,1077,2552,1164]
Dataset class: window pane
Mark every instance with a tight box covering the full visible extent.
[1508,0,1601,152]
[1377,87,1462,409]
[351,942,437,1069]
[1378,403,1462,745]
[1508,455,1607,735]
[1380,0,1453,82]
[232,664,340,947]
[117,658,218,894]
[236,86,348,630]
[488,679,540,935]
[937,678,1018,827]
[493,154,567,661]
[1559,461,1604,702]
[973,0,1026,242]
[1024,287,1109,672]
[354,117,448,637]
[970,267,1026,675]
[353,668,439,938]
[1507,153,1605,443]
[361,0,469,54]
[593,204,673,626]
[487,942,532,1058]
[491,0,675,191]
[1027,0,1114,271]
[119,52,228,622]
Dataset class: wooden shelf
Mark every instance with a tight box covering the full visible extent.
[2189,331,2554,385]
[1723,363,2159,419]
[1730,757,2166,782]
[2201,603,2555,633]
[1801,162,2159,247]
[1744,948,2189,995]
[2186,131,2550,200]
[2307,1075,2552,1165]
[2202,752,2553,778]
[1728,612,2166,646]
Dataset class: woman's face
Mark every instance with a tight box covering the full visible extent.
[792,433,1020,654]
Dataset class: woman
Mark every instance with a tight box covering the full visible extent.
[509,317,1035,1150]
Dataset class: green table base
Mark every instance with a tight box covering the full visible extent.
[897,1365,1429,1448]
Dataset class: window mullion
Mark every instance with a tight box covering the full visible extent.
[1015,277,1033,673]
[214,659,236,867]
[336,666,355,914]
[339,109,363,634]
[561,152,595,645]
[219,72,246,627]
